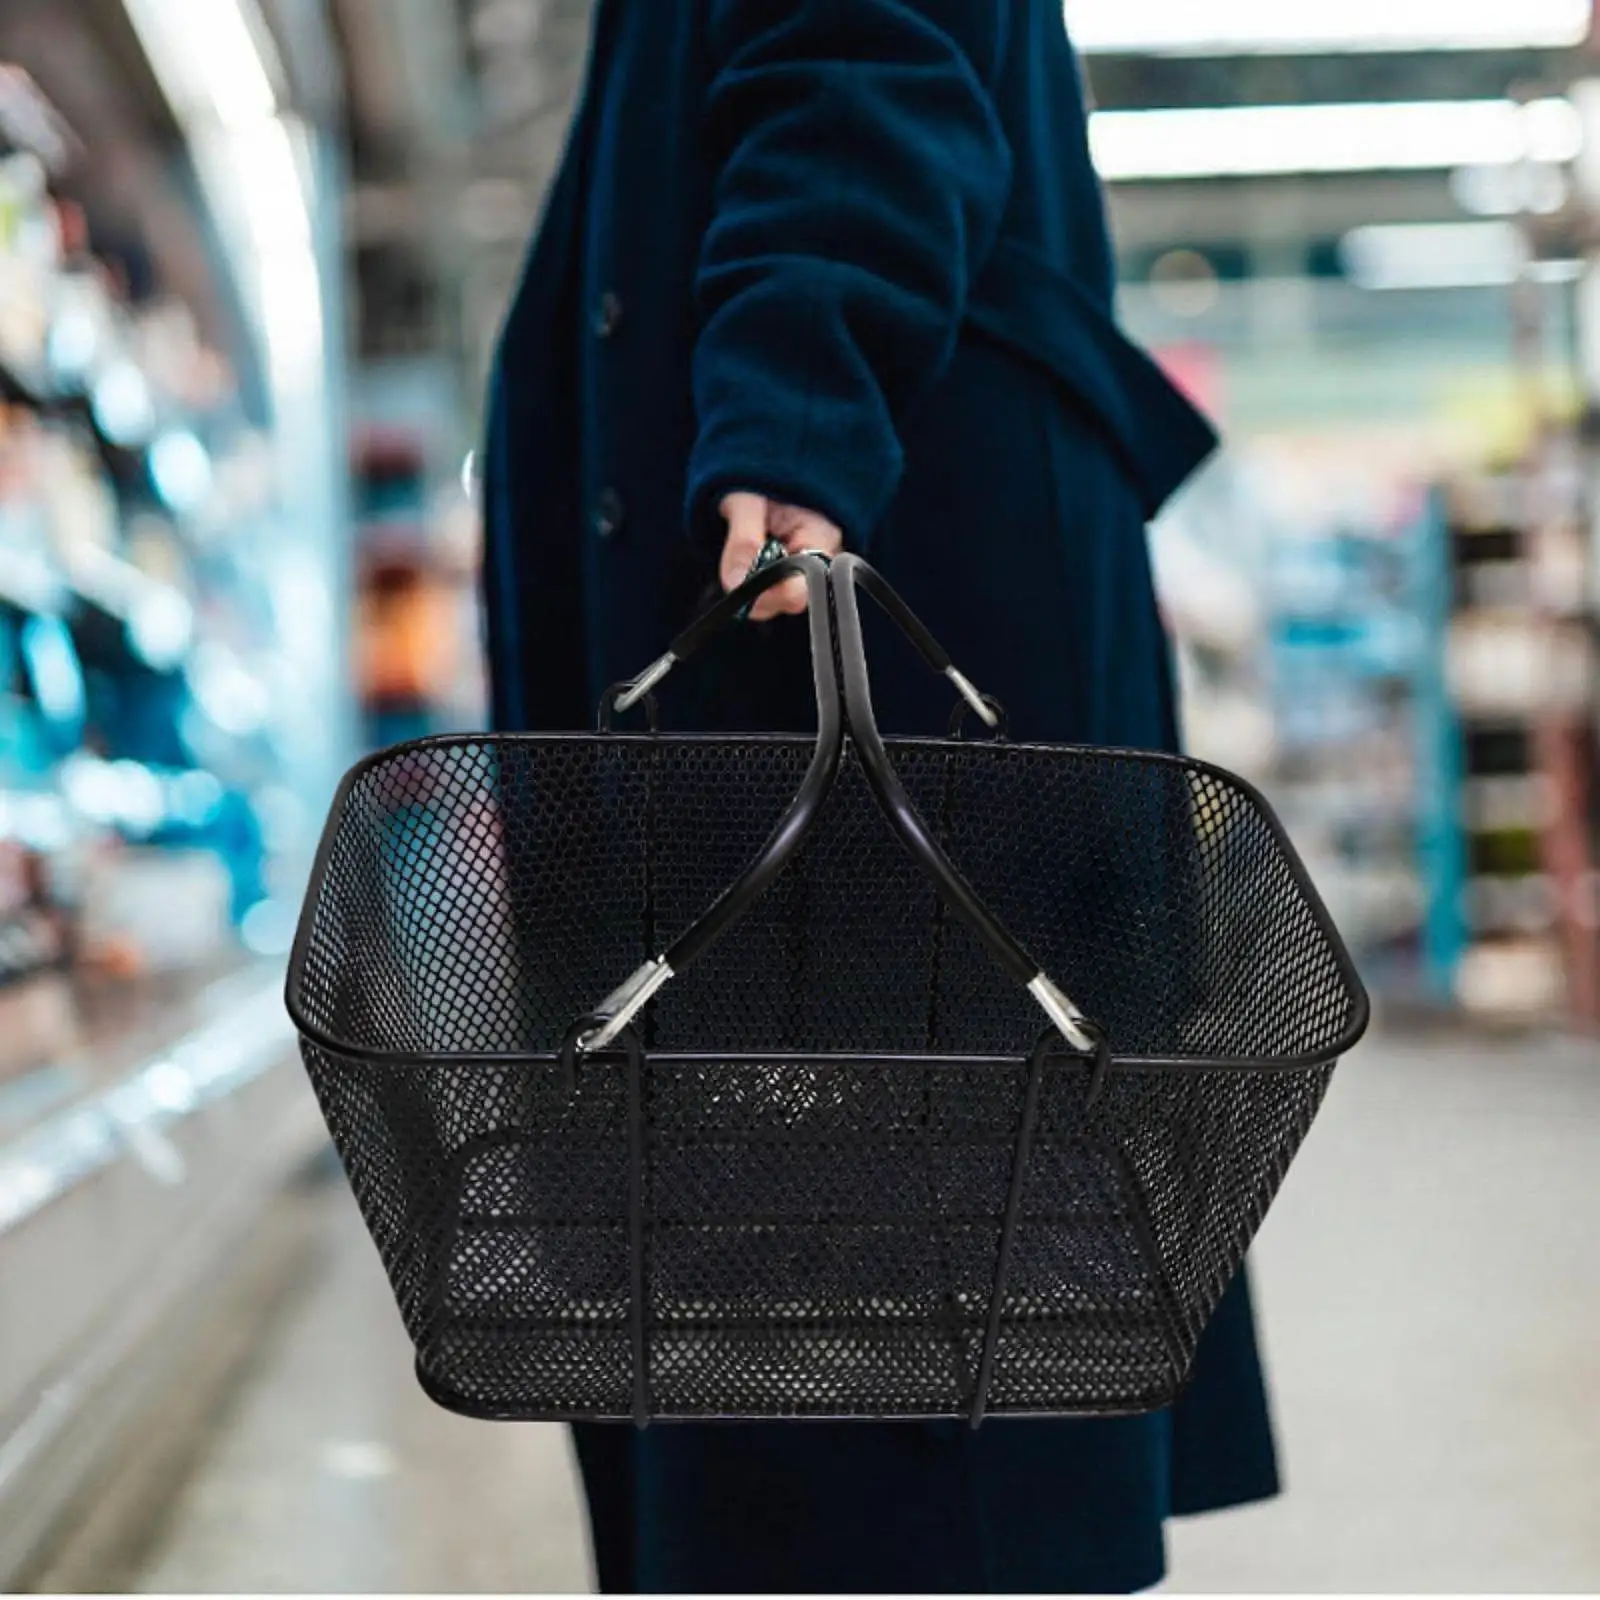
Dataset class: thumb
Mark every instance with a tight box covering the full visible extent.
[719,492,770,593]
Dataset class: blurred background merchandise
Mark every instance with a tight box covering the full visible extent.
[0,1,1598,1593]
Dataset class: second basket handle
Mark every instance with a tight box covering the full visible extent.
[574,550,843,1055]
[829,553,1102,1057]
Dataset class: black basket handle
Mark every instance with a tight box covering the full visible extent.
[829,553,1102,1056]
[574,551,843,1055]
[598,544,833,728]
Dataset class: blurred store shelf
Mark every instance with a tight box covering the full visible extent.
[112,1160,590,1596]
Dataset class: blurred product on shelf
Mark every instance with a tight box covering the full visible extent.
[1442,459,1600,1026]
[75,844,232,976]
[357,549,459,743]
[352,425,485,748]
[1150,455,1276,781]
[0,830,74,1082]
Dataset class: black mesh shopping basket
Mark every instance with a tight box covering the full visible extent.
[287,552,1368,1426]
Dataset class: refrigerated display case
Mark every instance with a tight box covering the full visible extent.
[0,9,348,1580]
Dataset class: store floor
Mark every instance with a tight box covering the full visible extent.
[118,1031,1600,1594]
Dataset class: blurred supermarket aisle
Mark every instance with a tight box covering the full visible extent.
[128,1170,593,1596]
[7,2,1600,1593]
[29,1146,594,1595]
[1165,1027,1600,1593]
[26,1027,1597,1595]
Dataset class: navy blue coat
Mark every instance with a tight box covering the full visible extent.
[483,0,1278,1590]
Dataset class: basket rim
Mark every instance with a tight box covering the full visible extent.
[291,1041,1354,1078]
[285,729,1371,1074]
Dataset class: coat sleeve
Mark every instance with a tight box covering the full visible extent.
[685,0,1013,552]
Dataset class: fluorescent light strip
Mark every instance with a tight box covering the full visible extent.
[1066,0,1590,55]
[1090,98,1582,182]
[122,0,279,127]
[120,0,322,394]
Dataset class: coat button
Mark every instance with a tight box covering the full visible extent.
[594,488,624,541]
[593,291,624,338]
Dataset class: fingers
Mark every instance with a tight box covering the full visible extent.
[719,493,769,594]
[770,505,846,562]
[758,512,843,616]
[750,573,809,621]
[720,491,798,621]
[718,494,846,621]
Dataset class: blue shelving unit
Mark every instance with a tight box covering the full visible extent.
[1261,492,1466,1004]
[1408,489,1469,1002]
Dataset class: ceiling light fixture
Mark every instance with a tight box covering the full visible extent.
[1066,0,1590,55]
[1089,97,1582,182]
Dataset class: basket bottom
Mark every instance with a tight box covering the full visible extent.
[414,1316,1185,1423]
[410,1138,1192,1421]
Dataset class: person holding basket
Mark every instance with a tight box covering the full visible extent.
[482,0,1279,1589]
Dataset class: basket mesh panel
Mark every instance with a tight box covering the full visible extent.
[293,734,1358,1419]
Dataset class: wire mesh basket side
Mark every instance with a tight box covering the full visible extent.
[301,1039,638,1413]
[291,738,655,1056]
[291,735,824,1057]
[1111,1060,1336,1341]
[983,1055,1338,1413]
[882,740,1362,1065]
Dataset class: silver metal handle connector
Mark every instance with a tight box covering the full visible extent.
[946,666,1000,729]
[1028,973,1097,1054]
[579,958,675,1053]
[615,653,678,714]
